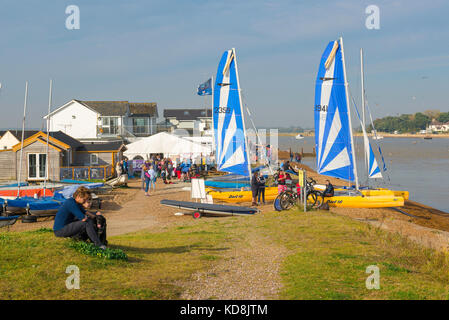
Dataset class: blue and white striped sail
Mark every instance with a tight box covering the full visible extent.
[352,96,383,179]
[213,48,251,177]
[360,114,382,179]
[314,40,355,181]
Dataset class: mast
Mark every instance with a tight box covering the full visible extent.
[43,79,52,197]
[232,48,252,179]
[360,48,368,182]
[17,81,28,198]
[340,37,359,190]
[210,75,215,153]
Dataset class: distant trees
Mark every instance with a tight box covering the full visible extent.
[369,112,433,133]
[437,112,449,123]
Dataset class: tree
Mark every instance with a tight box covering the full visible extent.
[437,112,449,123]
[423,109,441,120]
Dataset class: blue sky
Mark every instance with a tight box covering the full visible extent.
[0,0,448,129]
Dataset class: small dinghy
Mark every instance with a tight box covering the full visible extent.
[0,215,20,228]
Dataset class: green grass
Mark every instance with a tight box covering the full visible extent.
[1,208,449,299]
[255,209,449,300]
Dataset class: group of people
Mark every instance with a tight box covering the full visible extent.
[251,171,267,206]
[289,149,302,163]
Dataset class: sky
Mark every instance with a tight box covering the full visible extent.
[0,0,448,130]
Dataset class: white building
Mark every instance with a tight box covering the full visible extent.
[429,119,449,132]
[44,100,158,142]
[0,130,39,150]
[163,108,212,137]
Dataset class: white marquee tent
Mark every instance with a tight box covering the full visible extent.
[123,132,211,160]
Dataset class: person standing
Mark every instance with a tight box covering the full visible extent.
[251,171,260,206]
[148,165,156,192]
[258,174,266,205]
[141,163,148,190]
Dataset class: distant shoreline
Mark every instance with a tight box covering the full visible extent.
[275,132,449,138]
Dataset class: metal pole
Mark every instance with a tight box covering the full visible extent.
[340,37,359,191]
[360,48,368,182]
[303,170,307,212]
[17,81,28,198]
[43,79,52,197]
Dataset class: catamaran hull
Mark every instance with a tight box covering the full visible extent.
[313,185,409,200]
[323,195,404,208]
[207,187,278,203]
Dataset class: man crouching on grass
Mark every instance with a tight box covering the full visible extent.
[53,186,106,250]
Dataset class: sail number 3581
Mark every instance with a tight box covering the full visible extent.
[315,105,328,112]
[214,107,231,114]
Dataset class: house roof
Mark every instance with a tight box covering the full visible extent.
[75,100,158,117]
[129,103,158,117]
[76,100,129,116]
[7,130,40,141]
[49,131,84,149]
[44,100,158,119]
[164,108,212,121]
[76,141,126,152]
[11,130,126,153]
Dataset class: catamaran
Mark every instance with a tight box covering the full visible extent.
[206,48,278,202]
[313,38,406,208]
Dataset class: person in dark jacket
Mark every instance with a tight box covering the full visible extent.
[257,174,266,205]
[53,186,106,249]
[323,180,335,197]
[251,171,260,206]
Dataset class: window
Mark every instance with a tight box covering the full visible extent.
[90,153,99,165]
[184,111,190,116]
[100,117,119,134]
[132,118,149,134]
[28,153,47,179]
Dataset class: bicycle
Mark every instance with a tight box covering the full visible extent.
[305,178,325,208]
[275,177,324,210]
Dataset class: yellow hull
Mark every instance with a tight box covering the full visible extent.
[314,186,409,200]
[207,187,279,203]
[323,195,404,208]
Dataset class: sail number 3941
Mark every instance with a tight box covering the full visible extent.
[315,105,328,112]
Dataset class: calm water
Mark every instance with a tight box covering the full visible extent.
[278,136,449,213]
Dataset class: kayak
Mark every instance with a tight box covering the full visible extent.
[323,194,404,208]
[207,187,279,203]
[205,181,250,189]
[0,188,55,199]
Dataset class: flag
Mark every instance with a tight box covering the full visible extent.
[197,78,212,96]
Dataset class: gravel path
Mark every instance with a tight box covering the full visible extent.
[180,227,288,300]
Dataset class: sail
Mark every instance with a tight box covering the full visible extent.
[213,49,250,177]
[314,40,355,181]
[362,124,382,179]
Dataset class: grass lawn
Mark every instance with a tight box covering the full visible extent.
[1,208,449,299]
